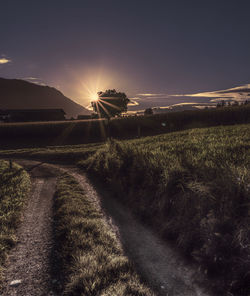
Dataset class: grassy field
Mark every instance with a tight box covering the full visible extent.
[0,160,31,282]
[0,104,249,148]
[79,124,250,296]
[1,123,249,295]
[0,143,103,164]
[53,173,154,295]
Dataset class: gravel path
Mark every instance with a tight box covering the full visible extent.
[2,161,59,296]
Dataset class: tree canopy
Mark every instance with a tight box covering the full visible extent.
[91,89,130,119]
[144,108,153,115]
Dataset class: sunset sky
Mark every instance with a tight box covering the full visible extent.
[1,0,250,108]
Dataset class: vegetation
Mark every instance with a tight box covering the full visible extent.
[216,99,249,108]
[91,89,130,119]
[79,124,250,296]
[0,160,31,281]
[0,120,108,149]
[53,173,154,296]
[0,143,103,164]
[144,108,153,115]
[1,102,249,149]
[0,121,249,295]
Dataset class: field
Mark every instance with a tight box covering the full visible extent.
[0,160,31,281]
[0,123,249,295]
[79,124,250,295]
[0,104,249,149]
[0,143,103,163]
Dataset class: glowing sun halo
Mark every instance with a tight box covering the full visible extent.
[91,92,99,101]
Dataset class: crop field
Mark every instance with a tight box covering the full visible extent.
[0,104,249,149]
[0,161,30,282]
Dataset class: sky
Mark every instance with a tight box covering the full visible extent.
[1,0,250,109]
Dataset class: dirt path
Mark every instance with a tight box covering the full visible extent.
[2,161,59,296]
[65,167,211,296]
[2,160,211,296]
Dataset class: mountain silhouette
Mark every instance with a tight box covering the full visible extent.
[0,78,90,118]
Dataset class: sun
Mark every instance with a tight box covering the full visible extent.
[91,92,99,101]
[79,81,101,102]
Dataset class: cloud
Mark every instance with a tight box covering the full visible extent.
[128,99,139,106]
[195,105,217,109]
[217,84,250,94]
[24,77,39,80]
[0,57,11,64]
[23,77,47,86]
[137,93,167,97]
[209,97,234,102]
[129,97,141,100]
[172,84,250,102]
[128,84,250,112]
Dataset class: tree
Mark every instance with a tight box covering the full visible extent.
[91,89,130,119]
[232,101,239,107]
[217,100,226,108]
[144,108,153,115]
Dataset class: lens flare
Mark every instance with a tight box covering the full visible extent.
[77,68,112,104]
[91,92,99,101]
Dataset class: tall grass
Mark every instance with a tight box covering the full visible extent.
[0,160,31,283]
[53,173,154,296]
[80,124,250,296]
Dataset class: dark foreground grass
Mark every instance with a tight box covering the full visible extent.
[0,160,31,282]
[53,173,154,296]
[79,124,250,296]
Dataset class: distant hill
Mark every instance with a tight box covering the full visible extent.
[0,78,90,118]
